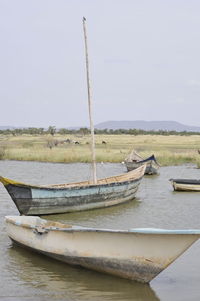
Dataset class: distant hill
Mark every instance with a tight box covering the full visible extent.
[94,120,200,132]
[1,121,200,132]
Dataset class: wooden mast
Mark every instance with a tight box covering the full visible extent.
[82,17,97,184]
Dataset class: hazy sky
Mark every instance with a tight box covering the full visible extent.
[1,0,200,127]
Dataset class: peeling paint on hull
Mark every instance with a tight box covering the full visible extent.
[0,165,145,215]
[5,216,200,283]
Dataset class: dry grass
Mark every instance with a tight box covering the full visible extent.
[1,134,200,166]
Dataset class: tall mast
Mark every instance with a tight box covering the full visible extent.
[82,17,97,184]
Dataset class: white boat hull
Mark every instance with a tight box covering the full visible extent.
[5,216,200,283]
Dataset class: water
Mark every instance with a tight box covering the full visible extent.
[0,161,200,300]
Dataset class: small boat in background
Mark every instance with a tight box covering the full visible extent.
[125,150,160,175]
[5,215,200,283]
[0,165,146,215]
[170,178,200,191]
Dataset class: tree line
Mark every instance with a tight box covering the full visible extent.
[0,126,200,136]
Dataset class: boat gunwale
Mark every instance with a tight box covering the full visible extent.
[5,216,200,235]
[125,150,160,166]
[0,164,146,190]
[170,178,200,185]
[1,175,144,191]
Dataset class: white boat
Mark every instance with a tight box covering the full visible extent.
[5,215,200,283]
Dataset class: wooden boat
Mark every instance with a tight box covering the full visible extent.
[0,19,146,215]
[125,150,159,175]
[5,215,200,283]
[170,178,200,191]
[0,165,146,215]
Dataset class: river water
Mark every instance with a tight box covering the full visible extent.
[0,161,200,301]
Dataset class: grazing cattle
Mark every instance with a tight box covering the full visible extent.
[102,140,107,144]
[64,139,71,144]
[74,141,80,144]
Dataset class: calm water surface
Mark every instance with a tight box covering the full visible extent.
[0,161,200,301]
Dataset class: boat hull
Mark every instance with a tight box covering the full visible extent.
[6,181,140,215]
[5,216,200,283]
[170,179,200,191]
[0,165,145,215]
[126,161,158,175]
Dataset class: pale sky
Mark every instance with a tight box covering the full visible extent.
[1,0,200,128]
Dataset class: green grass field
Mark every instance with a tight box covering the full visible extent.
[1,134,200,166]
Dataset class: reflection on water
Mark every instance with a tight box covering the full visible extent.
[1,161,200,300]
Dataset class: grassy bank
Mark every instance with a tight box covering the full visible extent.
[0,134,200,167]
